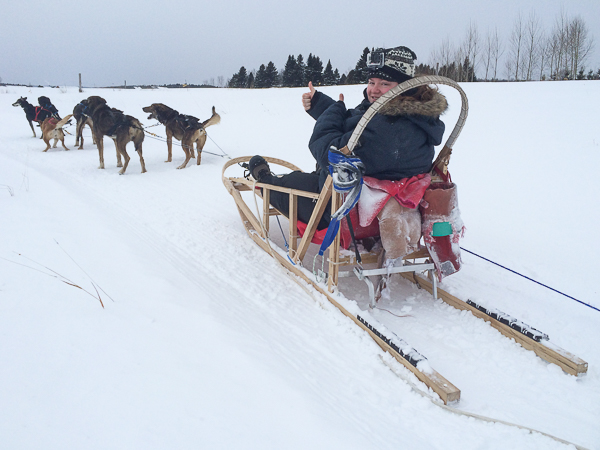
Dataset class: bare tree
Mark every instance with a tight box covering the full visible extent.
[509,13,525,80]
[461,22,480,81]
[483,30,494,81]
[550,10,570,79]
[504,58,514,81]
[429,37,455,79]
[538,35,553,80]
[491,29,504,80]
[523,11,543,80]
[483,27,504,81]
[568,16,594,79]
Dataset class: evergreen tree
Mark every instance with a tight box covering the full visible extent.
[247,72,255,88]
[353,47,370,84]
[322,60,335,85]
[345,69,357,84]
[333,68,341,85]
[254,64,267,88]
[264,61,278,87]
[339,73,347,85]
[461,57,476,82]
[282,55,298,87]
[306,53,324,85]
[295,54,306,86]
[228,66,248,88]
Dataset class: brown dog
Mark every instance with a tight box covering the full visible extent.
[41,114,73,152]
[86,96,146,175]
[142,103,220,169]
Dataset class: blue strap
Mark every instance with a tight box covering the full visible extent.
[317,148,365,256]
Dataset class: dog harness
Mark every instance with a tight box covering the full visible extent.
[34,107,50,122]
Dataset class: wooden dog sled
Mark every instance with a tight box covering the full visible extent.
[222,76,587,405]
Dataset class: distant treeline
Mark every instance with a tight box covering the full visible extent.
[225,10,599,88]
[227,48,375,89]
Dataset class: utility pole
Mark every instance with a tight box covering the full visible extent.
[79,73,82,92]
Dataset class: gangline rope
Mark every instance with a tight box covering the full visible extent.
[460,247,599,312]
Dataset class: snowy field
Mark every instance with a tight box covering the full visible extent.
[1,80,599,449]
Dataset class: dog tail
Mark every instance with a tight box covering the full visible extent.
[55,114,74,129]
[201,106,221,129]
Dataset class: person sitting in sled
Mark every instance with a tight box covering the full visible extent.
[249,45,448,268]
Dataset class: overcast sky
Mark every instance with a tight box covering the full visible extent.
[1,0,598,87]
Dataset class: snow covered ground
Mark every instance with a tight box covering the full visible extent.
[1,81,598,449]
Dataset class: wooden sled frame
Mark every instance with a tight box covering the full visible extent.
[223,157,462,404]
[222,76,587,405]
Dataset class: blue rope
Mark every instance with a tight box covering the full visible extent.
[460,247,600,312]
[276,216,297,265]
[317,149,365,256]
[276,216,289,250]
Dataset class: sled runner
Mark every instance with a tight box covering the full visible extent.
[222,75,587,405]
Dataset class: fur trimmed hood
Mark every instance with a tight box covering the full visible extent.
[378,86,448,117]
[308,88,446,182]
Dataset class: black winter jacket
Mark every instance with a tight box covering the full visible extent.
[307,87,448,189]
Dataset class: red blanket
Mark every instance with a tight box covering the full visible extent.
[357,174,431,227]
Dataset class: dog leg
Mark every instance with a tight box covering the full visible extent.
[96,134,105,169]
[166,130,173,162]
[188,137,195,159]
[177,139,192,169]
[114,135,130,175]
[90,124,96,145]
[60,134,69,151]
[136,141,147,174]
[52,138,59,148]
[29,120,36,137]
[43,137,51,152]
[196,133,207,165]
[75,120,80,146]
[76,120,84,149]
[111,137,123,167]
[118,149,130,175]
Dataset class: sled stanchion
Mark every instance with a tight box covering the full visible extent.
[294,177,333,264]
[328,192,342,292]
[288,192,298,256]
[262,188,271,234]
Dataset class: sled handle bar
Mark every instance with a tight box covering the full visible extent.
[346,75,469,154]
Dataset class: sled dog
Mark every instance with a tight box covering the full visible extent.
[12,97,53,137]
[142,103,220,169]
[41,114,73,152]
[86,96,146,175]
[73,100,95,149]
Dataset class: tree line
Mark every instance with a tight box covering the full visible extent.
[427,11,598,81]
[225,11,597,88]
[227,49,374,88]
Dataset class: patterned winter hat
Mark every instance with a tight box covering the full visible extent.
[366,46,417,83]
